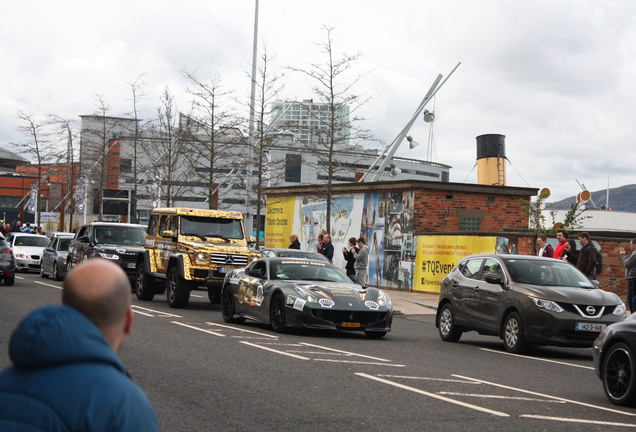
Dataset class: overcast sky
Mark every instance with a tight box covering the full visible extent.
[2,1,635,202]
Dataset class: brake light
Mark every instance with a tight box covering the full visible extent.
[0,248,11,254]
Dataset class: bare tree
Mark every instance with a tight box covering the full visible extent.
[48,115,78,231]
[126,73,148,223]
[143,86,191,207]
[288,25,372,233]
[181,69,246,209]
[13,111,54,226]
[251,46,286,245]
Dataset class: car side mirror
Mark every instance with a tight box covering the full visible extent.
[79,235,90,243]
[46,247,54,252]
[161,230,174,238]
[484,273,505,287]
[248,235,256,249]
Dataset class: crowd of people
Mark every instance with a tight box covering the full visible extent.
[0,220,46,236]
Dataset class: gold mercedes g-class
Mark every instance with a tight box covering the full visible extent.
[135,207,260,308]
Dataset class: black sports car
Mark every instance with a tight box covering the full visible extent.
[593,313,636,406]
[221,257,392,338]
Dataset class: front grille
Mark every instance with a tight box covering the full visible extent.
[119,252,137,263]
[210,254,248,266]
[562,304,613,318]
[31,255,41,260]
[311,309,387,325]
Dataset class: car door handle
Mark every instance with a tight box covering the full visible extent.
[474,286,480,293]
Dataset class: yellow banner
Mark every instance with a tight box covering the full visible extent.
[264,196,296,248]
[413,236,497,293]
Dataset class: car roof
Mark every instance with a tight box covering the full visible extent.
[461,254,560,262]
[9,232,48,239]
[255,256,333,266]
[85,222,145,228]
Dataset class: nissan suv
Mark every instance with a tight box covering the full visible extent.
[135,207,260,309]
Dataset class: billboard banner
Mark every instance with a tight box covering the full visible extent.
[264,196,296,248]
[413,235,518,293]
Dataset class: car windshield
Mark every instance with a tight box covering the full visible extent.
[14,236,50,247]
[270,261,351,283]
[94,226,145,245]
[58,238,72,251]
[503,258,594,288]
[180,215,244,240]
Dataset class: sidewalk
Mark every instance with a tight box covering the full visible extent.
[384,289,439,317]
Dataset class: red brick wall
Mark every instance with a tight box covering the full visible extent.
[413,189,530,233]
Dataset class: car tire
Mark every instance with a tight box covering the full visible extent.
[166,267,190,309]
[438,303,462,342]
[602,342,636,406]
[270,293,287,333]
[4,274,15,286]
[503,312,527,354]
[40,264,47,278]
[53,263,62,281]
[135,261,156,301]
[221,286,245,324]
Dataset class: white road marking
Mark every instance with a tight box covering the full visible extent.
[438,392,566,403]
[520,414,636,428]
[377,375,480,384]
[171,321,225,337]
[454,374,636,417]
[254,342,305,347]
[479,347,594,370]
[355,373,510,417]
[132,305,181,318]
[190,293,204,298]
[316,359,405,367]
[206,322,278,338]
[132,309,155,317]
[299,342,391,362]
[239,341,309,360]
[34,280,61,289]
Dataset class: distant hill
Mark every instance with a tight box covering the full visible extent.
[549,184,636,212]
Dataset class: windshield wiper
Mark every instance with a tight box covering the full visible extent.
[205,234,230,241]
[181,232,207,241]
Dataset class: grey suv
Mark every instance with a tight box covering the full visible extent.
[436,254,626,353]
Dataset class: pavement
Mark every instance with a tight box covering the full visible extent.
[385,289,439,318]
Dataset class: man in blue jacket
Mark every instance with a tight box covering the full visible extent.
[0,259,158,431]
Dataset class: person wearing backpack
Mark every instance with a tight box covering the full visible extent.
[576,232,597,280]
[620,238,636,313]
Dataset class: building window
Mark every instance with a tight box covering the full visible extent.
[285,154,301,183]
[459,217,482,232]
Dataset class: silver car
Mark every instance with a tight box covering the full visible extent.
[40,232,75,281]
[5,233,50,273]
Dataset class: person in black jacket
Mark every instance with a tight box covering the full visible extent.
[576,232,597,279]
[562,239,578,265]
[288,234,301,249]
[321,234,334,262]
[342,237,358,278]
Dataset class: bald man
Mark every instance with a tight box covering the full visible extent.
[0,259,158,431]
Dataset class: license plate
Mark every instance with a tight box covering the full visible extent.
[342,322,360,328]
[218,267,230,274]
[575,322,606,332]
[127,263,136,269]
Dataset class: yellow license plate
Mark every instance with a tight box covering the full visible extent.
[342,322,360,328]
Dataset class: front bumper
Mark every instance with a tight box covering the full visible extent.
[522,307,624,348]
[284,298,393,333]
[15,256,41,271]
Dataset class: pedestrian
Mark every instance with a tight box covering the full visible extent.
[536,233,554,257]
[342,237,359,278]
[576,232,597,279]
[316,232,325,254]
[321,233,334,262]
[11,221,20,232]
[0,259,159,431]
[620,238,636,313]
[553,230,568,259]
[20,222,32,233]
[562,239,579,266]
[288,234,301,249]
[352,237,369,285]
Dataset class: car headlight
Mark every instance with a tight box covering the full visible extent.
[377,290,389,307]
[98,252,119,260]
[15,253,27,259]
[613,303,626,316]
[530,297,564,312]
[196,252,207,262]
[294,285,317,303]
